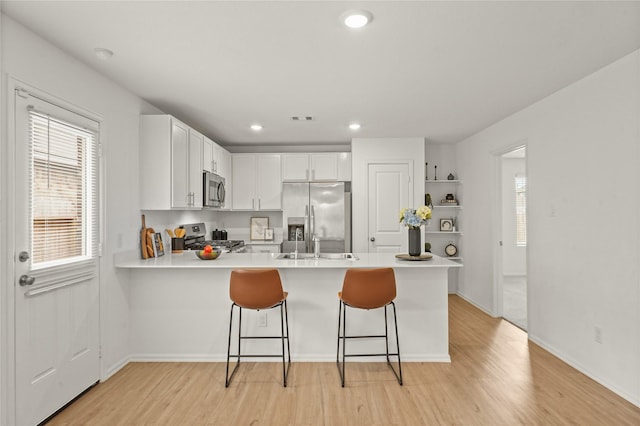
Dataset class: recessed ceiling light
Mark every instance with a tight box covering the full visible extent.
[349,123,361,131]
[250,124,263,131]
[94,47,114,60]
[341,10,373,29]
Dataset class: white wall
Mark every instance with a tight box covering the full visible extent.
[0,15,161,420]
[351,138,425,253]
[501,158,526,275]
[456,50,640,405]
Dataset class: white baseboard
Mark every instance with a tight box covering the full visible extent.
[101,355,130,381]
[455,292,496,317]
[127,353,450,363]
[528,334,640,408]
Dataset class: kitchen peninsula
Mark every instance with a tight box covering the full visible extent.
[116,252,460,362]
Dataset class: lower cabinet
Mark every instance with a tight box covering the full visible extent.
[245,244,281,254]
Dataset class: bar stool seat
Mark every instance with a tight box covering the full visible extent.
[336,267,402,386]
[225,269,291,387]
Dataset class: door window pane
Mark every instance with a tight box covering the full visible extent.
[30,110,98,268]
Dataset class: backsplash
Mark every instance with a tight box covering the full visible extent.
[141,210,284,246]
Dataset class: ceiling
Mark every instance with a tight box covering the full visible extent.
[3,1,640,149]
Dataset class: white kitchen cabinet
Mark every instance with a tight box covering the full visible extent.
[140,115,203,209]
[202,137,214,173]
[187,130,203,208]
[282,152,351,181]
[245,243,281,254]
[231,153,282,210]
[203,137,230,177]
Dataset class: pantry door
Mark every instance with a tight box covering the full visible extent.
[367,162,411,253]
[13,87,100,425]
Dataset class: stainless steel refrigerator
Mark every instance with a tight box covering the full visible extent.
[281,182,351,254]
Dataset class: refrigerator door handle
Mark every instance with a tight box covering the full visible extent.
[304,205,310,251]
[310,205,315,241]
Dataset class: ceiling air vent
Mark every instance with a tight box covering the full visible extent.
[291,116,315,121]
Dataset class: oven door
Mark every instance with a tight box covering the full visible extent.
[204,172,225,207]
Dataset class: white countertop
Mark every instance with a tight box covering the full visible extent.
[115,251,462,269]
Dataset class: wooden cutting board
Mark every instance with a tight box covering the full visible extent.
[140,214,148,259]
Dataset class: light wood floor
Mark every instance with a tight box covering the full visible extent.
[47,295,640,425]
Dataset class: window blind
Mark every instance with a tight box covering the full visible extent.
[29,109,99,269]
[515,176,527,247]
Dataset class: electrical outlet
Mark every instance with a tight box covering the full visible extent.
[258,312,267,327]
[594,326,603,344]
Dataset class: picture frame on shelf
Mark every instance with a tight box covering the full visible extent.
[250,217,269,240]
[440,218,454,232]
[264,227,274,241]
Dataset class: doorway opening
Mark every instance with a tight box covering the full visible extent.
[500,146,527,330]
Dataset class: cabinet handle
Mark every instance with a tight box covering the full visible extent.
[258,199,261,210]
[306,169,309,180]
[252,199,255,209]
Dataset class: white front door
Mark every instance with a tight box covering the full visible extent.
[367,163,411,253]
[13,88,100,425]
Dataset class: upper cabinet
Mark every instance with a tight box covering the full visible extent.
[140,115,203,209]
[203,137,231,180]
[231,153,282,210]
[282,152,351,181]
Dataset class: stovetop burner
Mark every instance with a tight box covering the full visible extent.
[180,223,245,252]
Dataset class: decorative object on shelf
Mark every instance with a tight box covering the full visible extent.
[445,241,458,257]
[447,173,455,180]
[434,165,438,180]
[424,242,431,253]
[424,193,433,209]
[425,162,428,180]
[264,227,274,241]
[250,217,269,240]
[399,205,432,256]
[440,218,454,232]
[440,193,458,205]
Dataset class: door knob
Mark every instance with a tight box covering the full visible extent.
[370,237,375,242]
[19,275,36,286]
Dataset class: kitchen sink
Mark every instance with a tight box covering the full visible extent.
[276,253,358,260]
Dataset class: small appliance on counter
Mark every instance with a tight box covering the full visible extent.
[180,222,245,253]
[212,228,228,240]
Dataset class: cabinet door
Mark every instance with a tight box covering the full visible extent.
[188,130,203,208]
[170,120,190,208]
[338,152,352,181]
[202,138,214,173]
[310,153,339,181]
[282,154,309,181]
[232,154,257,209]
[217,147,230,181]
[257,154,282,209]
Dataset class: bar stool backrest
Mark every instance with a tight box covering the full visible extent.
[341,268,396,309]
[230,269,284,309]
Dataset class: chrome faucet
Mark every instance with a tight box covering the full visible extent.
[292,227,303,259]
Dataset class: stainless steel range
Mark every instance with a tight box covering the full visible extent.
[181,223,245,253]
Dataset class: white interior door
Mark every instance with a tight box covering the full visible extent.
[13,88,100,425]
[367,163,411,253]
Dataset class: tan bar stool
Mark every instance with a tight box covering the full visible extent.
[336,267,402,387]
[225,269,291,387]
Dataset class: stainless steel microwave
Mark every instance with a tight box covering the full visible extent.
[203,172,225,208]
